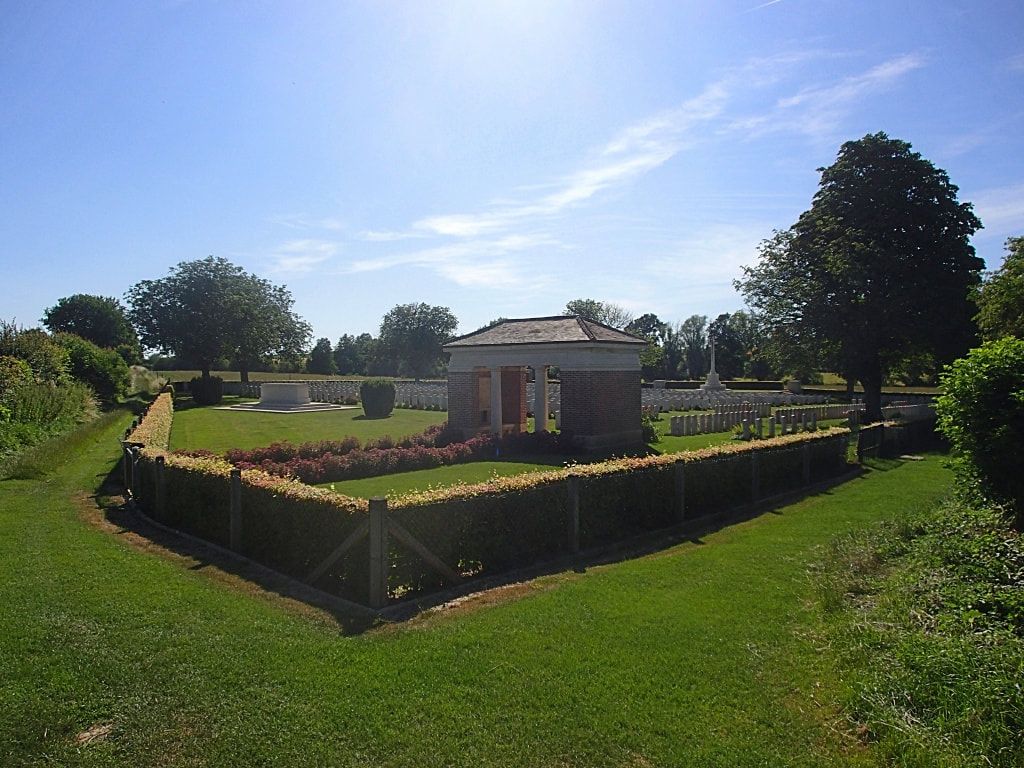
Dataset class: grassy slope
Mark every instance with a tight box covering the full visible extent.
[0,409,954,766]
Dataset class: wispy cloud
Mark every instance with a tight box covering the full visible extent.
[349,234,555,288]
[1006,53,1024,71]
[412,82,733,241]
[746,0,784,11]
[338,49,926,293]
[270,214,346,232]
[971,182,1024,233]
[265,239,338,274]
[357,230,428,242]
[729,52,926,141]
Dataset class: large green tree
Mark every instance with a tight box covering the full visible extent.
[625,313,668,379]
[125,256,311,382]
[563,299,633,329]
[378,303,457,380]
[306,337,337,375]
[42,294,141,363]
[675,314,707,379]
[975,235,1024,341]
[736,132,983,420]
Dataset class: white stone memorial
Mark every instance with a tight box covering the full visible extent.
[223,381,352,412]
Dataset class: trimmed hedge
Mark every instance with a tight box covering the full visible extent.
[360,378,395,418]
[126,392,857,605]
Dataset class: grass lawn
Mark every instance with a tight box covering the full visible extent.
[0,407,954,766]
[324,458,568,498]
[169,397,446,454]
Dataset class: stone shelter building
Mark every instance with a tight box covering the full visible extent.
[444,316,646,450]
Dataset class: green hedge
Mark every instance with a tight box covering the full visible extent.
[127,391,855,606]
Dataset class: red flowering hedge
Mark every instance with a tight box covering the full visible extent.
[212,425,576,485]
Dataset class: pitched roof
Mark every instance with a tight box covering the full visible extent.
[445,316,646,348]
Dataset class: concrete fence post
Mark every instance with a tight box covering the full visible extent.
[567,475,580,553]
[230,468,242,552]
[369,497,389,609]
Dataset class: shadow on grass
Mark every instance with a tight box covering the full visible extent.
[91,460,380,635]
[88,453,871,633]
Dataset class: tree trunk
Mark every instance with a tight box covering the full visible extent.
[239,362,250,384]
[859,357,884,423]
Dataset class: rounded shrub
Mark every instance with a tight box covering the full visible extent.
[189,375,224,406]
[359,378,396,418]
[936,337,1024,526]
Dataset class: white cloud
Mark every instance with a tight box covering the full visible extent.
[348,234,556,288]
[971,183,1024,233]
[1006,53,1024,71]
[265,239,338,274]
[649,223,771,284]
[730,52,926,142]
[358,230,428,242]
[270,214,346,232]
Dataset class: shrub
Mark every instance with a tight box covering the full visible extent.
[360,378,395,418]
[0,355,33,404]
[641,408,661,443]
[190,375,224,406]
[936,337,1024,526]
[55,332,131,402]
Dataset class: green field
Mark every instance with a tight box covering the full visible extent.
[0,408,955,766]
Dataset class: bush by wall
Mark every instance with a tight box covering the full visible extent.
[360,378,395,418]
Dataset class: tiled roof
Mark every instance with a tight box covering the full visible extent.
[445,316,646,347]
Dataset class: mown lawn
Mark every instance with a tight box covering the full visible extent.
[169,397,446,454]
[0,409,954,766]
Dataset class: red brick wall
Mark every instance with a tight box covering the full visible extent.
[447,371,478,438]
[561,369,641,447]
[501,367,527,431]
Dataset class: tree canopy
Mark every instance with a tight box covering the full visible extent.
[307,337,337,375]
[378,303,458,380]
[736,132,983,420]
[125,256,311,381]
[975,236,1024,341]
[563,299,633,329]
[42,294,140,363]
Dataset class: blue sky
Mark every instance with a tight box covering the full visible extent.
[2,0,1023,343]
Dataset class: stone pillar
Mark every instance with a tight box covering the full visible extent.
[489,366,503,435]
[533,365,548,432]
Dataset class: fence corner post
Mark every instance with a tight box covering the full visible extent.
[751,450,760,502]
[369,497,389,609]
[229,468,242,552]
[802,441,811,485]
[130,446,141,503]
[567,475,580,553]
[155,455,166,520]
[674,459,686,522]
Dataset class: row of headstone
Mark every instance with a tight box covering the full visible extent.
[880,402,935,422]
[668,401,868,437]
[642,388,830,413]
